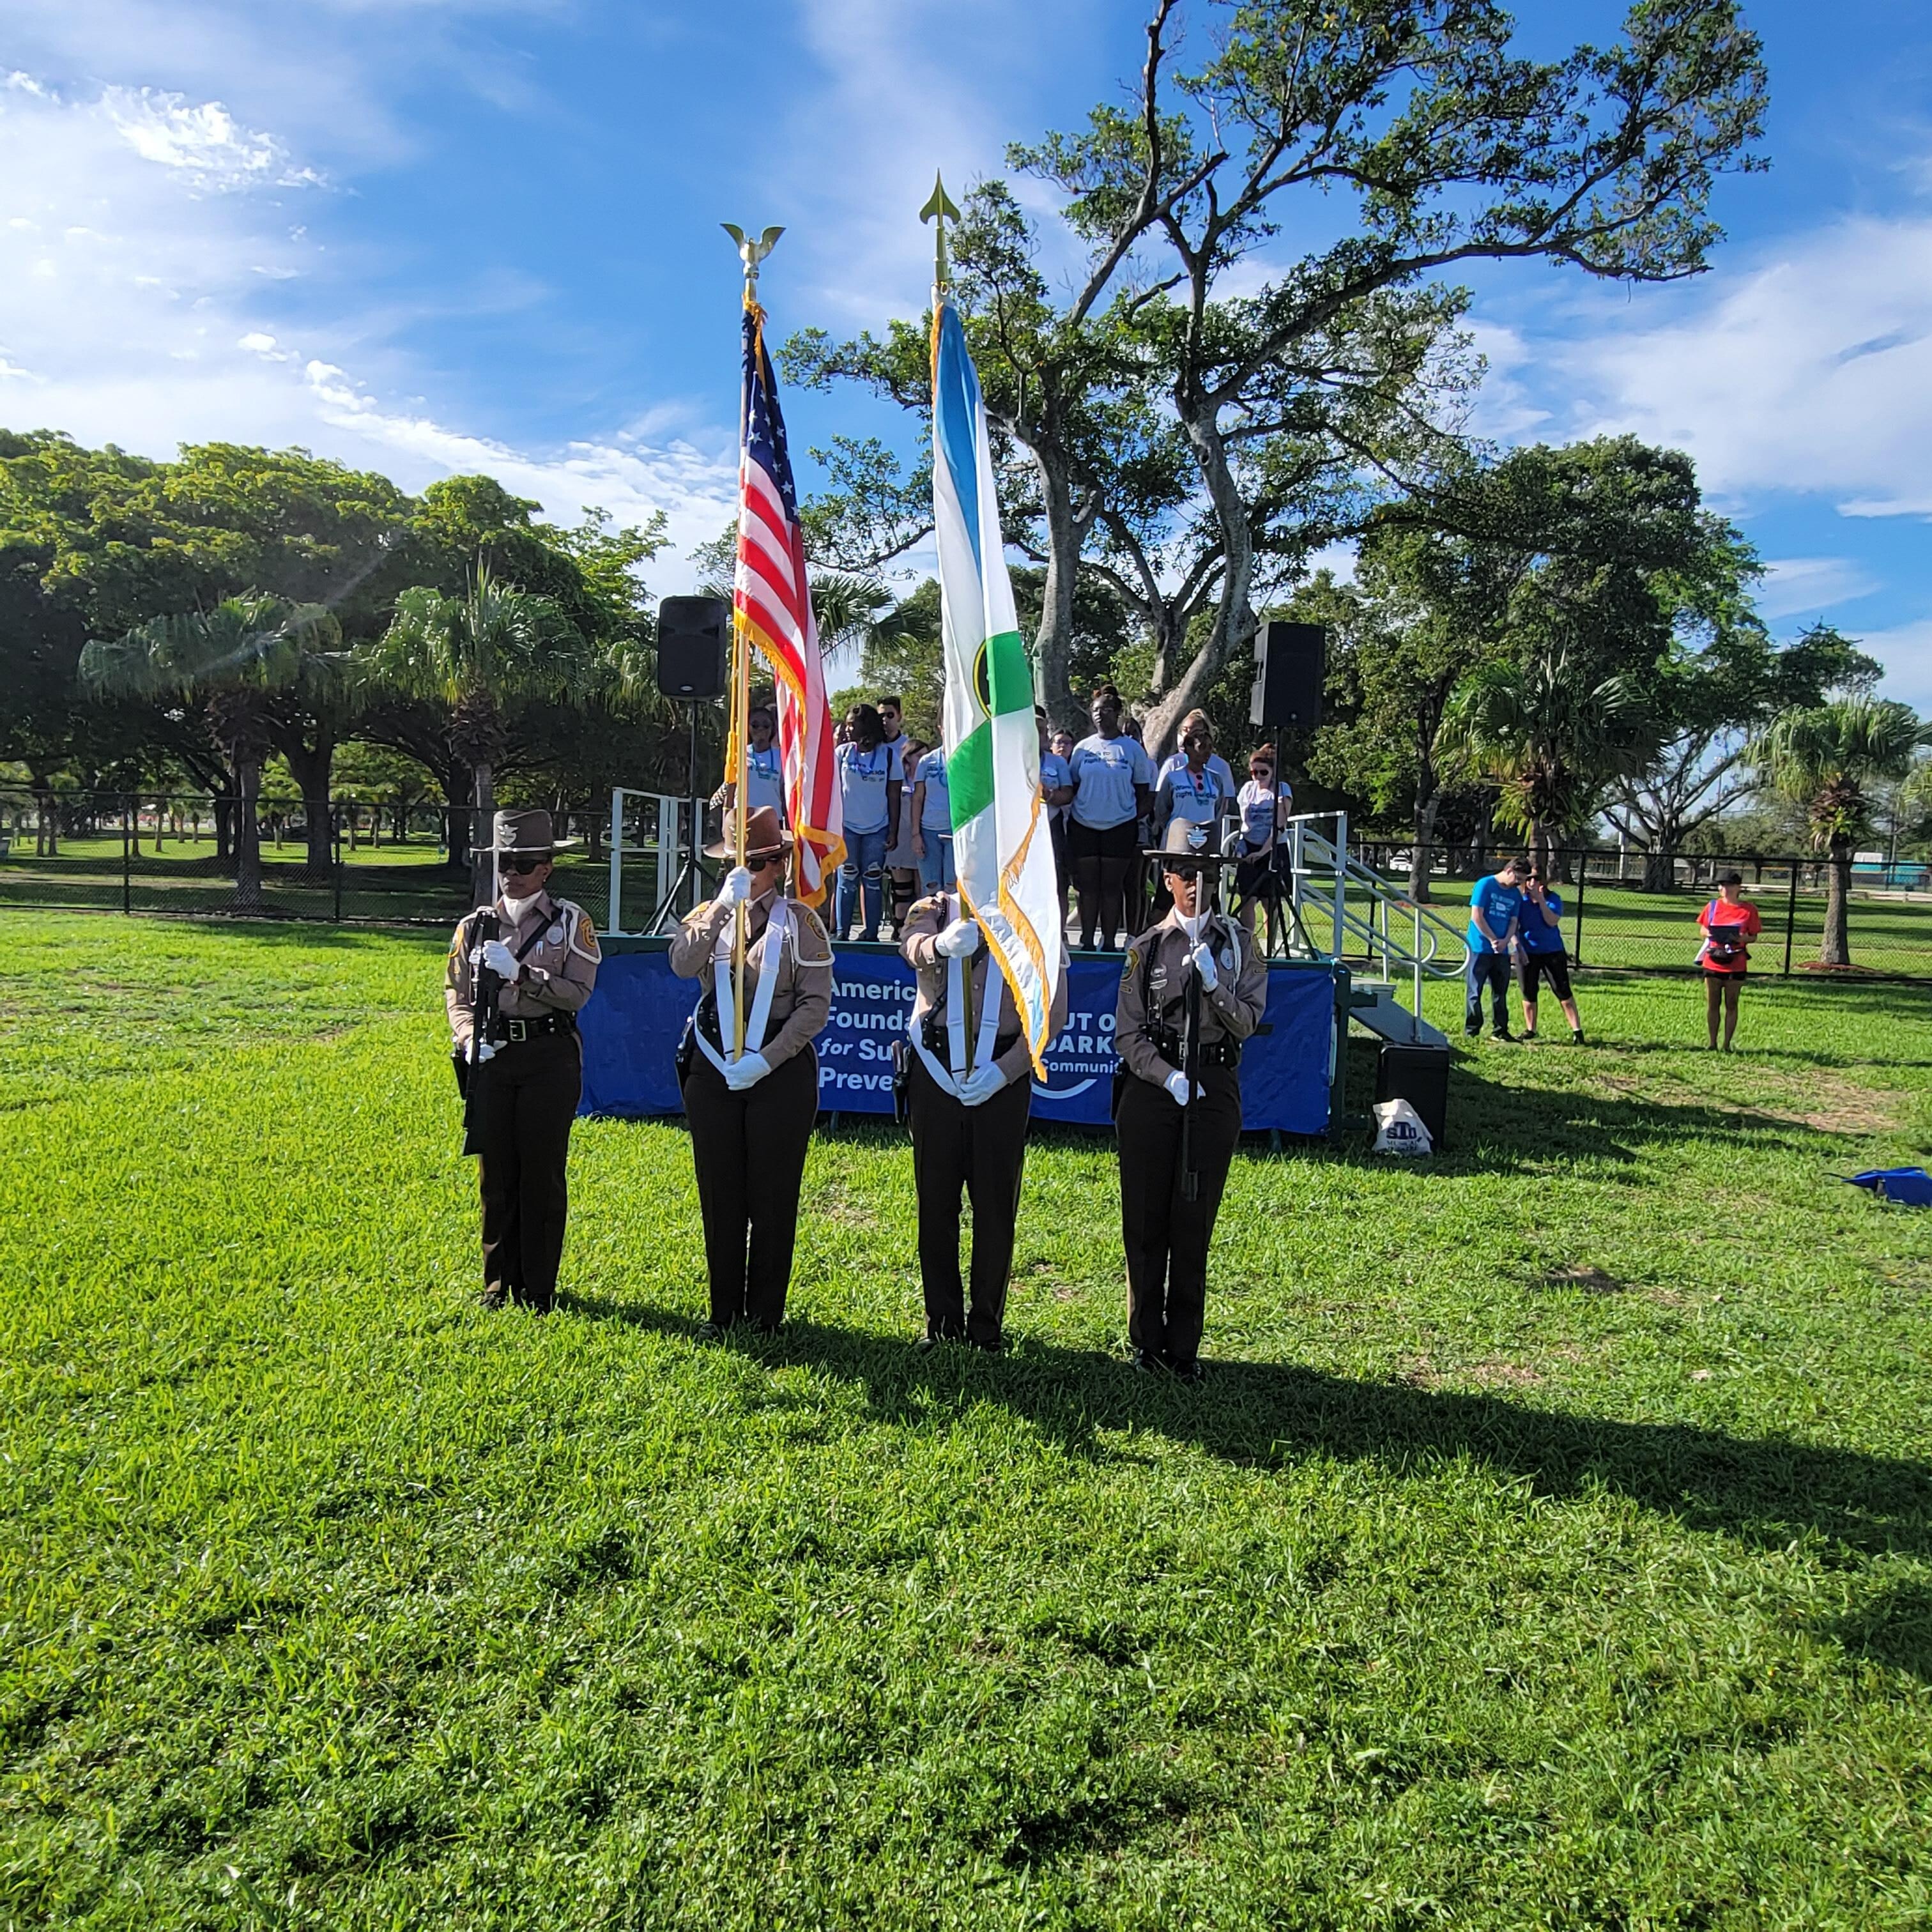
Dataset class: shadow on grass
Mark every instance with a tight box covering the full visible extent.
[558,1296,1932,1571]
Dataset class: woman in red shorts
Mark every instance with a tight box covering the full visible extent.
[1697,870,1761,1050]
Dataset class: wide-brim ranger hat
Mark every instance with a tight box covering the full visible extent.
[492,807,555,854]
[703,803,793,861]
[1144,816,1230,869]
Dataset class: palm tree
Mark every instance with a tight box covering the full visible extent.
[357,563,596,901]
[1438,648,1656,873]
[80,595,343,910]
[1751,698,1923,967]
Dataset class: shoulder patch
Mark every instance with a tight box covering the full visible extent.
[1123,947,1140,977]
[572,911,602,960]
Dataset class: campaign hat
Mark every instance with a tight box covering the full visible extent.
[704,804,792,861]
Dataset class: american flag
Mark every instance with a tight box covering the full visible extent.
[733,302,843,905]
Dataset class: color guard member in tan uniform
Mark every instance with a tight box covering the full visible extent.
[445,809,601,1314]
[670,806,832,1337]
[1114,818,1268,1379]
[900,893,1068,1352]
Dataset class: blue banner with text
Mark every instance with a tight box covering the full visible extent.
[578,944,1338,1134]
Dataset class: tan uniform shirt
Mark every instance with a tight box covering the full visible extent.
[445,891,602,1051]
[1116,910,1268,1084]
[900,892,1070,1086]
[669,887,833,1068]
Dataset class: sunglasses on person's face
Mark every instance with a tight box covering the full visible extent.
[500,853,548,877]
[747,850,783,871]
[1250,765,1272,777]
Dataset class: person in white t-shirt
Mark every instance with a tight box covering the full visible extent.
[1068,685,1155,949]
[712,702,786,824]
[1231,744,1294,946]
[1154,710,1236,800]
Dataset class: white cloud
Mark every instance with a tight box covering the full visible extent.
[1557,213,1932,516]
[1756,556,1882,620]
[102,85,309,187]
[0,68,735,591]
[1856,618,1932,709]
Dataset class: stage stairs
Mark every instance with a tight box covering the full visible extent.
[1261,813,1470,1051]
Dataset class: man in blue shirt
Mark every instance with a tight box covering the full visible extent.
[1464,857,1525,1040]
[1514,866,1584,1043]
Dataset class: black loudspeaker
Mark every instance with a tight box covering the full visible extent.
[1250,619,1326,730]
[656,595,730,700]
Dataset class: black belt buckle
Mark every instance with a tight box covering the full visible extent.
[506,1018,529,1043]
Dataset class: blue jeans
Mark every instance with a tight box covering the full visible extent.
[916,833,956,893]
[836,826,888,940]
[1465,948,1510,1034]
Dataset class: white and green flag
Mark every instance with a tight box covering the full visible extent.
[930,295,1063,1071]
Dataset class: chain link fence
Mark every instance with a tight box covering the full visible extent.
[0,790,619,931]
[8,793,1932,979]
[1353,842,1932,979]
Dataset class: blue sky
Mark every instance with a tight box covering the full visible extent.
[3,0,1930,700]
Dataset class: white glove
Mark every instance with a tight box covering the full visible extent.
[1190,941,1218,990]
[1164,1068,1192,1108]
[723,1050,772,1091]
[481,938,519,980]
[935,917,978,958]
[469,1039,497,1065]
[958,1063,1007,1107]
[719,865,753,907]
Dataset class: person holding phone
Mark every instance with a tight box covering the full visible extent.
[1698,871,1761,1050]
[1515,867,1584,1043]
[1464,856,1525,1040]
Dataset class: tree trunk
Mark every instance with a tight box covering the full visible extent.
[1029,444,1083,731]
[234,758,264,911]
[469,760,496,907]
[1820,836,1852,966]
[1408,789,1440,903]
[1144,404,1254,760]
[1640,846,1674,893]
[281,740,337,876]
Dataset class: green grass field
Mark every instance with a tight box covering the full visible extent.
[3,916,1929,1929]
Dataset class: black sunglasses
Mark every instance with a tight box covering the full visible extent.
[500,852,549,875]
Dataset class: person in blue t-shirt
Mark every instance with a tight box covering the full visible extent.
[833,702,901,941]
[1464,857,1525,1039]
[1037,707,1075,921]
[909,742,956,892]
[1514,865,1584,1043]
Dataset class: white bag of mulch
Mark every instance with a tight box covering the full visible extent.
[1371,1098,1433,1157]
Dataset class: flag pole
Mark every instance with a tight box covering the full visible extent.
[723,222,785,1059]
[920,173,973,1053]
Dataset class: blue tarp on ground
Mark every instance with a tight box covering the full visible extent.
[578,945,1340,1134]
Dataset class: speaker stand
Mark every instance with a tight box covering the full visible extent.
[646,700,717,933]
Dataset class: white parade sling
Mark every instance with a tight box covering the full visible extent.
[695,900,790,1079]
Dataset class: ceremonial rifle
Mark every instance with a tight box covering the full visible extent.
[1181,932,1202,1203]
[460,907,500,1156]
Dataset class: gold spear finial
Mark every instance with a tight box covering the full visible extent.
[919,172,962,293]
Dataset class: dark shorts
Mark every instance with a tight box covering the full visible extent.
[1517,949,1572,1002]
[1703,967,1747,983]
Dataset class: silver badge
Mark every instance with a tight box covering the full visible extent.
[548,924,564,946]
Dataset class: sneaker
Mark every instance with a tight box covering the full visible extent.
[1492,1029,1514,1043]
[1522,1029,1538,1042]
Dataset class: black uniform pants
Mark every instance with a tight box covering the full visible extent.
[1116,1062,1242,1370]
[474,1031,581,1308]
[682,1045,818,1330]
[907,1055,1032,1345]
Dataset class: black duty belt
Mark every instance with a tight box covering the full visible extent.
[1147,1027,1241,1069]
[921,1014,1020,1061]
[485,1012,578,1045]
